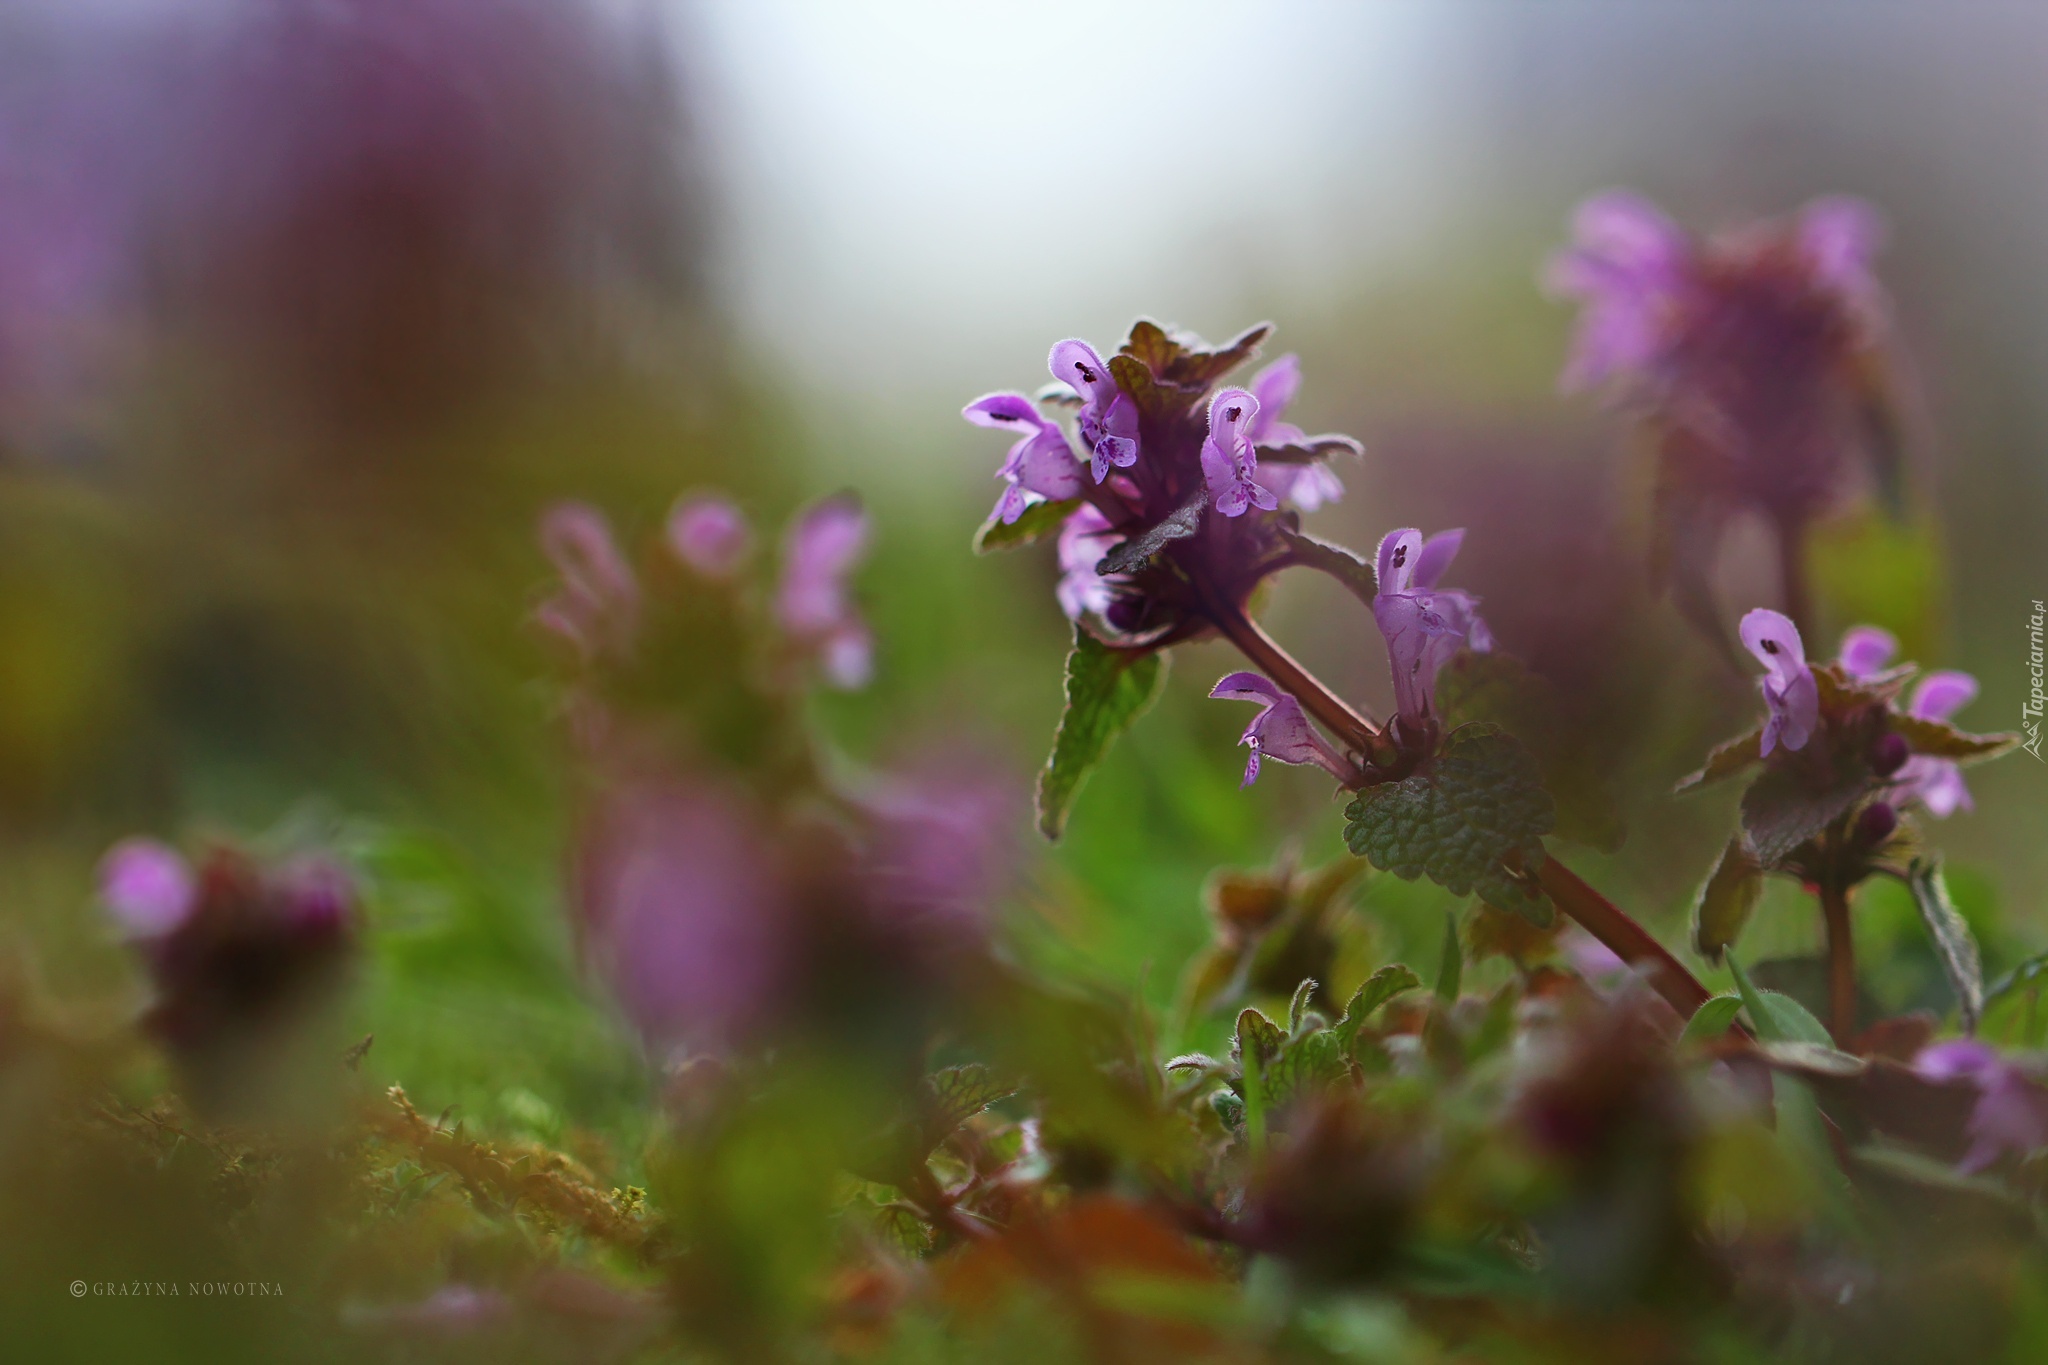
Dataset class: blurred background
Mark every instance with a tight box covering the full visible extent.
[3,0,2046,1307]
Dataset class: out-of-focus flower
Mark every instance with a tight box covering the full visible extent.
[1209,672,1354,787]
[1738,608,1818,756]
[963,393,1087,524]
[1243,354,1344,511]
[536,502,639,660]
[856,763,1019,944]
[1048,339,1139,481]
[1371,528,1492,722]
[98,838,197,937]
[775,495,872,689]
[667,495,752,578]
[1896,670,1980,817]
[1054,503,1124,622]
[1837,624,1899,680]
[1199,388,1278,517]
[1914,1039,2048,1174]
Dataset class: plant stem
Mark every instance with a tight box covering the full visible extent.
[1197,590,1380,749]
[1820,877,1857,1046]
[1527,855,1717,1022]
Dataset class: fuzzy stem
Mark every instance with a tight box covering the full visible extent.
[1820,877,1858,1046]
[1197,590,1380,749]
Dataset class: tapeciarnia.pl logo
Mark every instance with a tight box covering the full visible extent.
[2025,598,2045,761]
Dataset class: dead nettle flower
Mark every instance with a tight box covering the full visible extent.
[961,392,1087,526]
[535,502,640,661]
[1371,528,1493,724]
[97,837,358,1060]
[1208,673,1358,788]
[1049,338,1141,481]
[1913,1039,2048,1175]
[1548,192,1901,638]
[1829,622,1981,817]
[667,493,753,579]
[1199,387,1278,517]
[1055,504,1123,623]
[1738,608,1819,756]
[775,494,873,690]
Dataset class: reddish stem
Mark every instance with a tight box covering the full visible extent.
[1199,592,1380,750]
[1530,856,1716,1022]
[1820,877,1857,1046]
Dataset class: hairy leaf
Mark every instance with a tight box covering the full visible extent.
[1231,1007,1286,1074]
[1107,351,1198,423]
[974,497,1081,554]
[1255,434,1364,464]
[1261,1029,1350,1111]
[1891,714,2020,763]
[1333,965,1422,1051]
[1096,486,1206,576]
[1675,728,1764,793]
[1286,978,1319,1036]
[1739,760,1869,868]
[1905,857,1985,1032]
[1342,724,1556,919]
[1036,626,1167,840]
[1679,995,1745,1045]
[1692,834,1764,962]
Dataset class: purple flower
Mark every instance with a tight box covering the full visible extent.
[962,392,1087,524]
[1048,339,1139,481]
[1914,1039,2048,1175]
[776,495,873,689]
[99,838,196,937]
[1199,387,1278,518]
[1836,624,1899,680]
[667,495,752,578]
[1545,192,1690,392]
[1739,608,1819,756]
[1054,503,1124,622]
[1896,669,1980,817]
[1241,354,1344,511]
[535,502,639,660]
[1371,528,1493,721]
[1210,672,1355,787]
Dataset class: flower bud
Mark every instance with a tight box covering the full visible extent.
[1869,730,1910,777]
[1855,801,1898,847]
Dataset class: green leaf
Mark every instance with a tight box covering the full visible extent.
[1674,728,1764,793]
[1342,724,1556,919]
[1679,995,1745,1046]
[921,1064,1019,1151]
[1231,1007,1285,1074]
[1728,956,1832,1046]
[1692,834,1764,962]
[1035,626,1167,840]
[973,497,1080,554]
[1434,912,1463,1003]
[1262,1030,1351,1111]
[1333,964,1422,1050]
[1095,486,1206,576]
[1890,713,2019,763]
[1905,857,1985,1032]
[1285,977,1319,1035]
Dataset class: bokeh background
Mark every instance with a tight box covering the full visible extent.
[3,0,2046,1338]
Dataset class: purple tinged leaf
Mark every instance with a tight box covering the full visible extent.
[1739,608,1818,755]
[99,837,195,937]
[667,495,752,578]
[1836,624,1898,679]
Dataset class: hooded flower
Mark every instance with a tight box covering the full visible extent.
[667,495,752,578]
[1371,528,1493,721]
[1049,339,1140,481]
[1054,504,1125,622]
[1243,354,1344,511]
[1209,672,1355,787]
[1896,670,1980,817]
[1914,1039,2048,1174]
[1836,624,1899,680]
[535,502,639,660]
[776,495,873,689]
[1200,387,1279,517]
[1546,193,1691,392]
[1738,608,1819,756]
[962,392,1088,524]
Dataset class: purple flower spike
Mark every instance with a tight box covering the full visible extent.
[1836,624,1898,680]
[1054,504,1124,621]
[963,392,1086,523]
[99,838,196,937]
[1738,608,1819,756]
[1371,528,1493,721]
[1209,672,1354,787]
[1049,339,1139,481]
[1897,669,1980,817]
[1545,191,1690,391]
[1915,1039,2048,1175]
[667,495,752,578]
[536,502,639,659]
[777,495,873,689]
[1199,388,1278,518]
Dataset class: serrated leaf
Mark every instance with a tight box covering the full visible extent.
[1333,965,1422,1050]
[1119,319,1181,375]
[1286,978,1318,1035]
[922,1064,1019,1150]
[1231,1008,1285,1073]
[1905,857,1985,1032]
[1692,833,1764,961]
[1342,724,1556,919]
[1675,728,1764,793]
[1095,486,1206,576]
[1107,352,1197,422]
[1890,714,2019,763]
[1036,626,1167,840]
[1434,912,1463,1003]
[974,497,1080,554]
[1738,760,1869,867]
[1729,956,1833,1046]
[1261,1029,1350,1111]
[1168,322,1271,387]
[1679,995,1745,1045]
